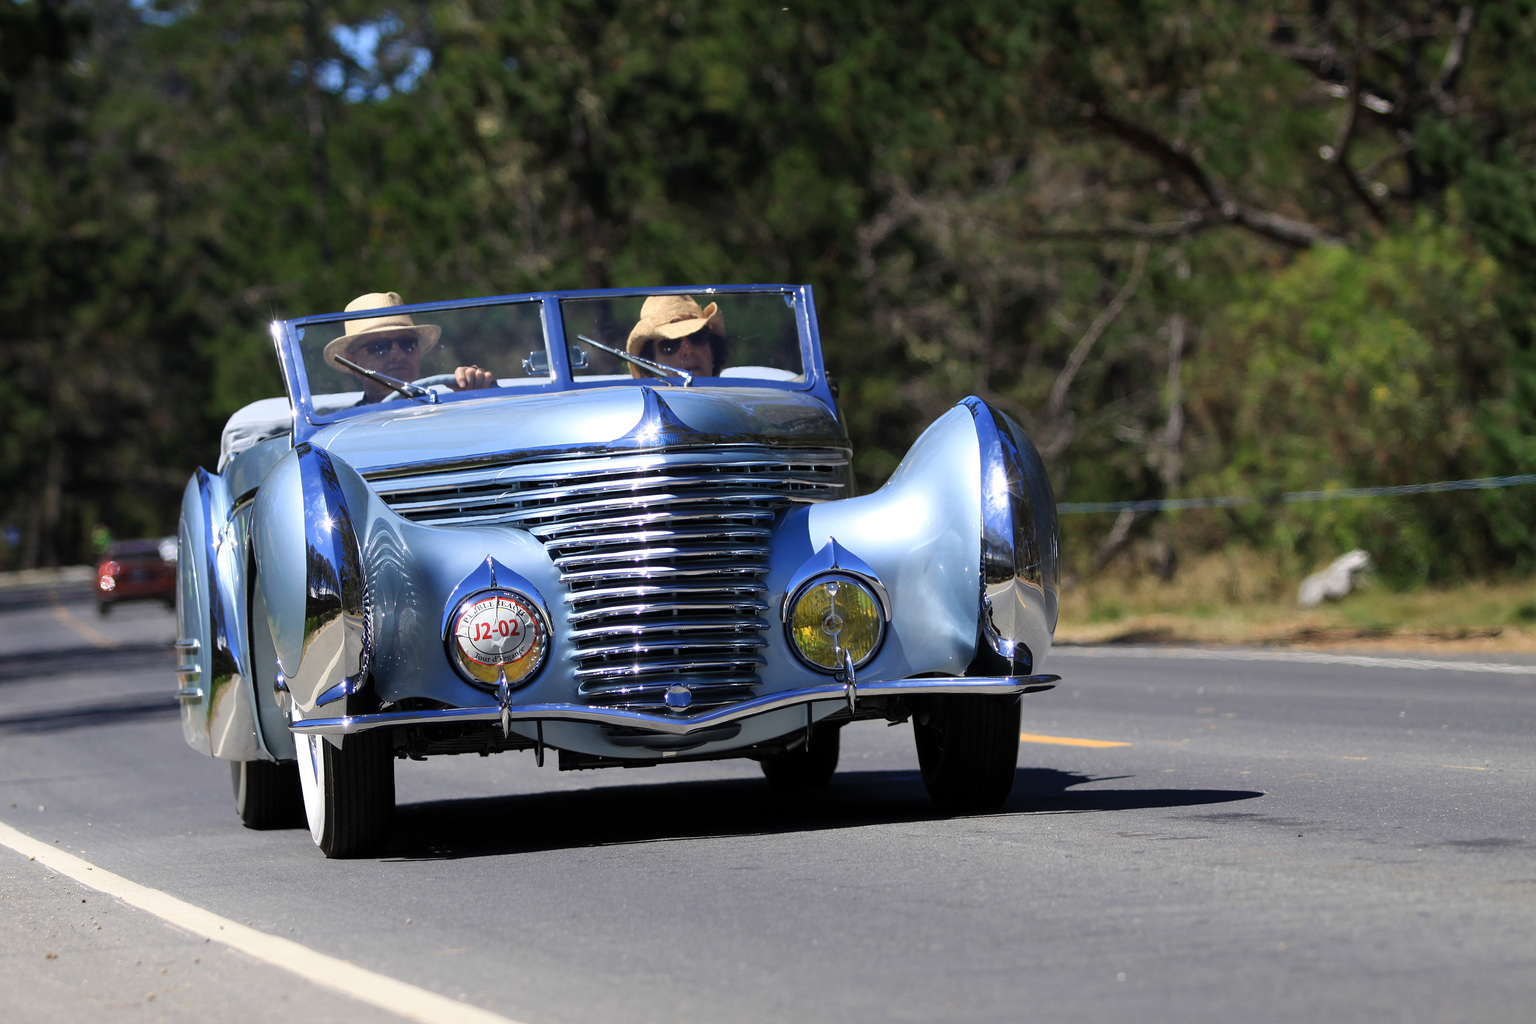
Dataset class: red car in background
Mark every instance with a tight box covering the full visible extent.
[96,538,177,615]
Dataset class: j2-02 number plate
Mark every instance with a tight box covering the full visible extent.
[451,593,544,683]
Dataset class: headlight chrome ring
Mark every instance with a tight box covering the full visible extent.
[785,573,886,672]
[447,589,549,687]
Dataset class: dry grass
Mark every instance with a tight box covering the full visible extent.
[1056,551,1536,652]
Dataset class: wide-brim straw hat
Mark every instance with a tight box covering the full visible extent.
[323,292,441,371]
[625,295,725,355]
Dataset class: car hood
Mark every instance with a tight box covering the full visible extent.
[308,385,845,473]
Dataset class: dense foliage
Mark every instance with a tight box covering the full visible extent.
[2,0,1532,585]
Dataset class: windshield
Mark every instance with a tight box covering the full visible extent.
[297,299,548,412]
[560,291,805,384]
[289,290,811,419]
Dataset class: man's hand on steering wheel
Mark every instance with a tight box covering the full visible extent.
[453,365,496,390]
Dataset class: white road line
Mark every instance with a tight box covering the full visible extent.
[1053,645,1536,676]
[0,820,525,1024]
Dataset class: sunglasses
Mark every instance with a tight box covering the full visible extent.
[352,335,419,359]
[655,332,712,357]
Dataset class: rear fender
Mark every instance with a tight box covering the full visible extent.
[175,470,263,759]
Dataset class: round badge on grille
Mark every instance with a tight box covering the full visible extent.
[448,591,548,686]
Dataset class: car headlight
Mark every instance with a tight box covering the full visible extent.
[786,574,885,672]
[447,589,550,687]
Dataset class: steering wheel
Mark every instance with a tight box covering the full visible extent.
[380,373,458,401]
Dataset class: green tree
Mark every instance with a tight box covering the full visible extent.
[1185,218,1533,583]
[2,0,1533,587]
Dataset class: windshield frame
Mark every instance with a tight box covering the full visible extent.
[272,284,829,445]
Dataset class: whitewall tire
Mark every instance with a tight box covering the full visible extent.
[295,724,395,858]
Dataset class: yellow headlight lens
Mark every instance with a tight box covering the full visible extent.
[787,575,884,671]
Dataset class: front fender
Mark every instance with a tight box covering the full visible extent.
[781,398,1058,678]
[963,396,1059,672]
[251,443,372,716]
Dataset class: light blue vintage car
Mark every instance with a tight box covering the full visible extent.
[176,285,1060,857]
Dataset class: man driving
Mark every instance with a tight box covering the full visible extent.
[324,291,496,404]
[624,295,728,378]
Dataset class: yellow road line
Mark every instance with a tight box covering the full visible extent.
[0,820,524,1024]
[1019,733,1130,748]
[49,602,119,650]
[1441,764,1488,771]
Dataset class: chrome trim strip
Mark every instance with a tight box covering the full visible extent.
[499,489,804,515]
[558,564,766,586]
[317,679,353,706]
[174,687,205,701]
[565,582,766,606]
[534,508,776,539]
[580,676,758,699]
[547,526,775,550]
[567,601,768,625]
[567,616,770,642]
[397,493,806,530]
[291,675,1061,736]
[570,637,768,661]
[362,440,852,484]
[380,472,840,512]
[574,653,768,679]
[554,544,769,569]
[173,639,201,653]
[372,465,844,505]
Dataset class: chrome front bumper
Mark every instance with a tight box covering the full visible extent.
[288,674,1059,737]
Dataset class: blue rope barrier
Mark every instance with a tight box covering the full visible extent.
[1057,473,1536,514]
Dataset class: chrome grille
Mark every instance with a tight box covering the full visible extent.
[369,448,849,711]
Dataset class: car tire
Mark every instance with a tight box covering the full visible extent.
[230,759,304,830]
[296,729,395,859]
[760,723,841,790]
[913,694,1021,813]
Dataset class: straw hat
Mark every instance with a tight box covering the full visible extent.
[625,295,725,355]
[323,292,441,371]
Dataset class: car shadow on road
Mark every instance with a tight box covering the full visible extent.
[386,767,1262,861]
[0,643,173,686]
[0,692,178,734]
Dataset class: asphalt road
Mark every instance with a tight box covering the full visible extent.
[2,588,1534,1024]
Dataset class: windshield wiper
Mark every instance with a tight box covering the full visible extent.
[575,334,693,387]
[333,355,437,403]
